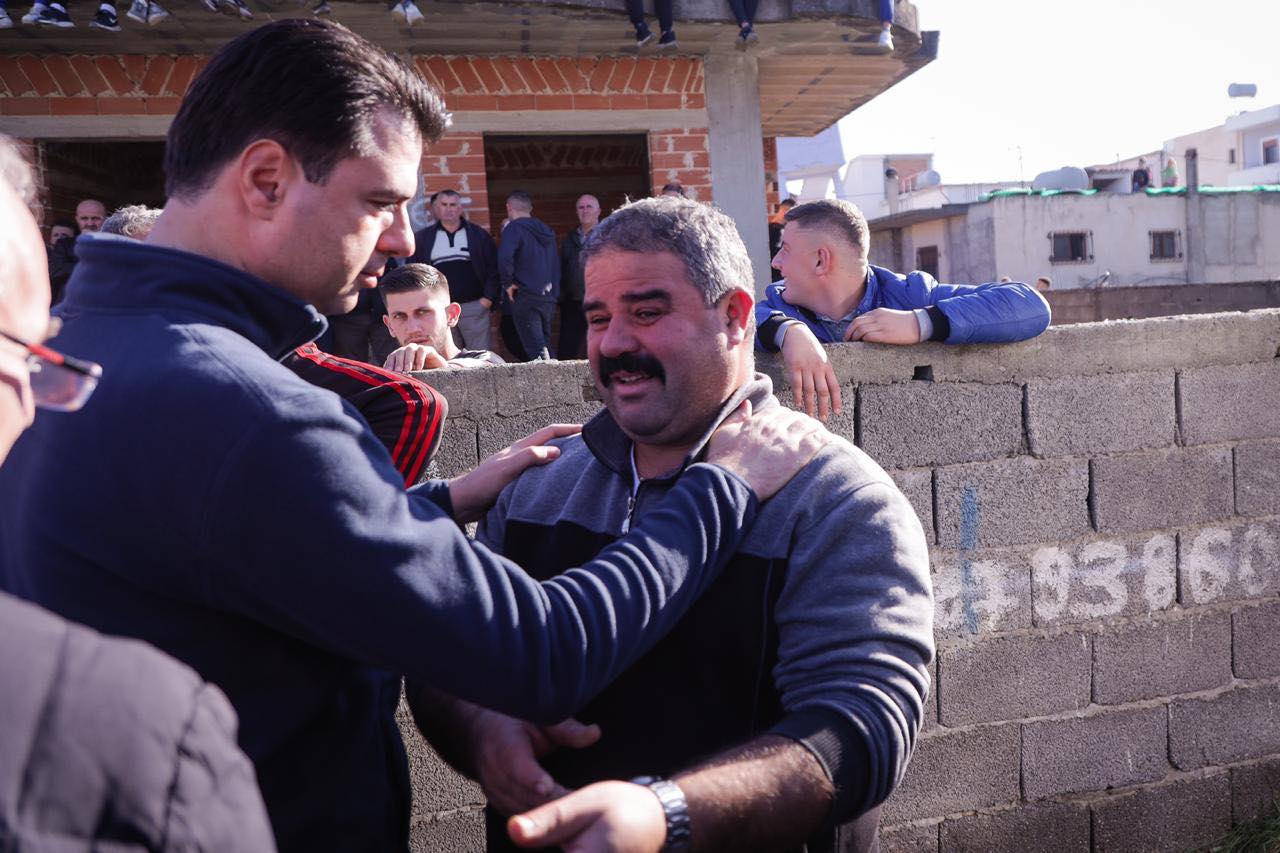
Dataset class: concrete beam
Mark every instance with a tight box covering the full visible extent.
[704,51,771,295]
[448,110,706,133]
[0,116,172,140]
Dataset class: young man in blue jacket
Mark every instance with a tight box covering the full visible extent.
[761,198,1051,420]
[0,20,825,852]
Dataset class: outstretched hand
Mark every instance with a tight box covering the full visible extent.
[508,781,666,853]
[449,424,581,523]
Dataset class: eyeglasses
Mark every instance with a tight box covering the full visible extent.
[0,328,102,412]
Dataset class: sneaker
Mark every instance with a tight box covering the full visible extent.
[396,0,421,24]
[125,0,146,22]
[634,22,653,48]
[34,3,72,26]
[657,28,677,48]
[0,9,12,26]
[389,0,404,19]
[311,1,330,15]
[736,24,757,48]
[21,2,47,23]
[217,0,251,19]
[89,4,119,27]
[875,27,893,52]
[144,1,167,24]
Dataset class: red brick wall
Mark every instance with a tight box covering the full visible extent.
[421,132,491,229]
[763,135,781,214]
[648,128,710,202]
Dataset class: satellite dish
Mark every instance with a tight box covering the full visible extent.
[1228,83,1258,98]
[916,169,941,188]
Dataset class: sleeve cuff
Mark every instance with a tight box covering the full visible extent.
[924,305,950,342]
[769,706,871,824]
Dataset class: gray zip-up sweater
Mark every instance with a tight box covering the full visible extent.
[477,375,934,850]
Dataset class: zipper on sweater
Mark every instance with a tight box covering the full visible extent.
[621,492,637,534]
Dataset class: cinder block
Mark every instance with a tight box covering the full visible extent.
[940,802,1090,853]
[408,809,486,853]
[1030,533,1177,626]
[934,458,1089,549]
[1091,446,1234,534]
[881,725,1021,824]
[859,382,1023,469]
[491,360,591,417]
[922,655,938,733]
[1092,774,1232,853]
[1179,519,1280,604]
[881,822,939,853]
[432,417,480,479]
[1180,361,1280,445]
[476,403,604,458]
[1021,706,1168,799]
[891,469,934,544]
[772,378,857,445]
[1170,683,1280,770]
[1026,370,1175,458]
[1234,601,1280,679]
[938,633,1090,726]
[1093,611,1232,704]
[1231,758,1280,823]
[931,548,1033,639]
[1235,440,1280,518]
[411,367,498,419]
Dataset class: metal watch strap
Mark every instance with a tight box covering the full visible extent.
[629,775,692,852]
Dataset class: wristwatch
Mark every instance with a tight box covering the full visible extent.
[629,775,692,852]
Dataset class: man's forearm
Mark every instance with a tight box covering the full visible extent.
[673,734,834,852]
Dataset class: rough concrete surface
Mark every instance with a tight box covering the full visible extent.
[1180,360,1280,445]
[411,366,498,419]
[1170,683,1280,770]
[934,457,1089,549]
[1178,518,1280,604]
[1233,601,1280,679]
[1030,532,1177,626]
[1091,773,1233,853]
[858,381,1023,469]
[433,417,481,479]
[891,468,935,543]
[1092,611,1232,704]
[1025,370,1175,458]
[882,726,1021,824]
[938,632,1090,726]
[491,360,591,417]
[939,802,1090,853]
[1235,440,1280,518]
[475,402,603,457]
[396,695,485,816]
[880,821,940,853]
[409,809,487,853]
[1091,446,1234,534]
[1231,758,1280,823]
[1021,706,1169,799]
[931,549,1033,639]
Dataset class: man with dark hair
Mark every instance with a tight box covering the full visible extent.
[660,181,685,198]
[768,197,797,282]
[0,19,823,851]
[380,262,503,370]
[416,197,933,853]
[407,188,499,352]
[498,189,560,361]
[45,217,77,306]
[764,198,1051,420]
[557,193,599,360]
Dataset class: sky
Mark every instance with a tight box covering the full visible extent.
[834,0,1280,184]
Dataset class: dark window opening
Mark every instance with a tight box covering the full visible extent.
[1263,139,1279,166]
[1228,148,1236,165]
[1150,229,1181,261]
[39,140,166,232]
[915,245,939,279]
[1049,231,1092,264]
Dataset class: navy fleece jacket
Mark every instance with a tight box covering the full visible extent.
[498,215,561,299]
[0,234,757,851]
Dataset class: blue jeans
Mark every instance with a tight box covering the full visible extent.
[880,0,892,22]
[509,295,555,361]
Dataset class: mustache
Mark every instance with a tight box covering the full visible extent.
[599,352,666,387]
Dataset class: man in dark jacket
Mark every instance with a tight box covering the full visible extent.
[498,189,560,360]
[0,137,274,852]
[0,21,823,852]
[408,188,499,351]
[557,193,598,360]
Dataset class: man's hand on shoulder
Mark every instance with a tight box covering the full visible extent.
[779,324,842,422]
[706,400,829,501]
[448,423,582,523]
[845,307,923,345]
[384,343,448,373]
[509,780,667,853]
[470,709,601,816]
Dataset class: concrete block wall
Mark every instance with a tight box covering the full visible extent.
[400,308,1280,851]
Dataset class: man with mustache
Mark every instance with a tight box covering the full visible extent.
[413,197,934,853]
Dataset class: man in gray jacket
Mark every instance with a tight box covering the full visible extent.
[497,189,560,360]
[414,197,935,853]
[0,137,274,852]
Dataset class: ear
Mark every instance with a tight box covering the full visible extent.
[236,139,298,222]
[720,288,754,347]
[814,244,833,276]
[382,313,395,333]
[446,302,462,327]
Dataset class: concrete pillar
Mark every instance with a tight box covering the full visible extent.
[704,51,771,297]
[1185,148,1205,283]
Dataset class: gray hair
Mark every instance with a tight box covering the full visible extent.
[0,136,37,207]
[101,204,162,239]
[579,196,751,307]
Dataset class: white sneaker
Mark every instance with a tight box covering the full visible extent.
[0,9,12,26]
[20,2,47,23]
[389,0,405,19]
[145,1,166,23]
[875,28,893,52]
[125,0,146,22]
[400,0,421,24]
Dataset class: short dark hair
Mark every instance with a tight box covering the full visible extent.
[430,189,460,205]
[380,263,449,298]
[506,190,533,213]
[51,218,76,231]
[783,198,869,258]
[165,19,448,199]
[660,182,685,197]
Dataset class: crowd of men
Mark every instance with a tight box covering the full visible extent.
[0,16,1057,853]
